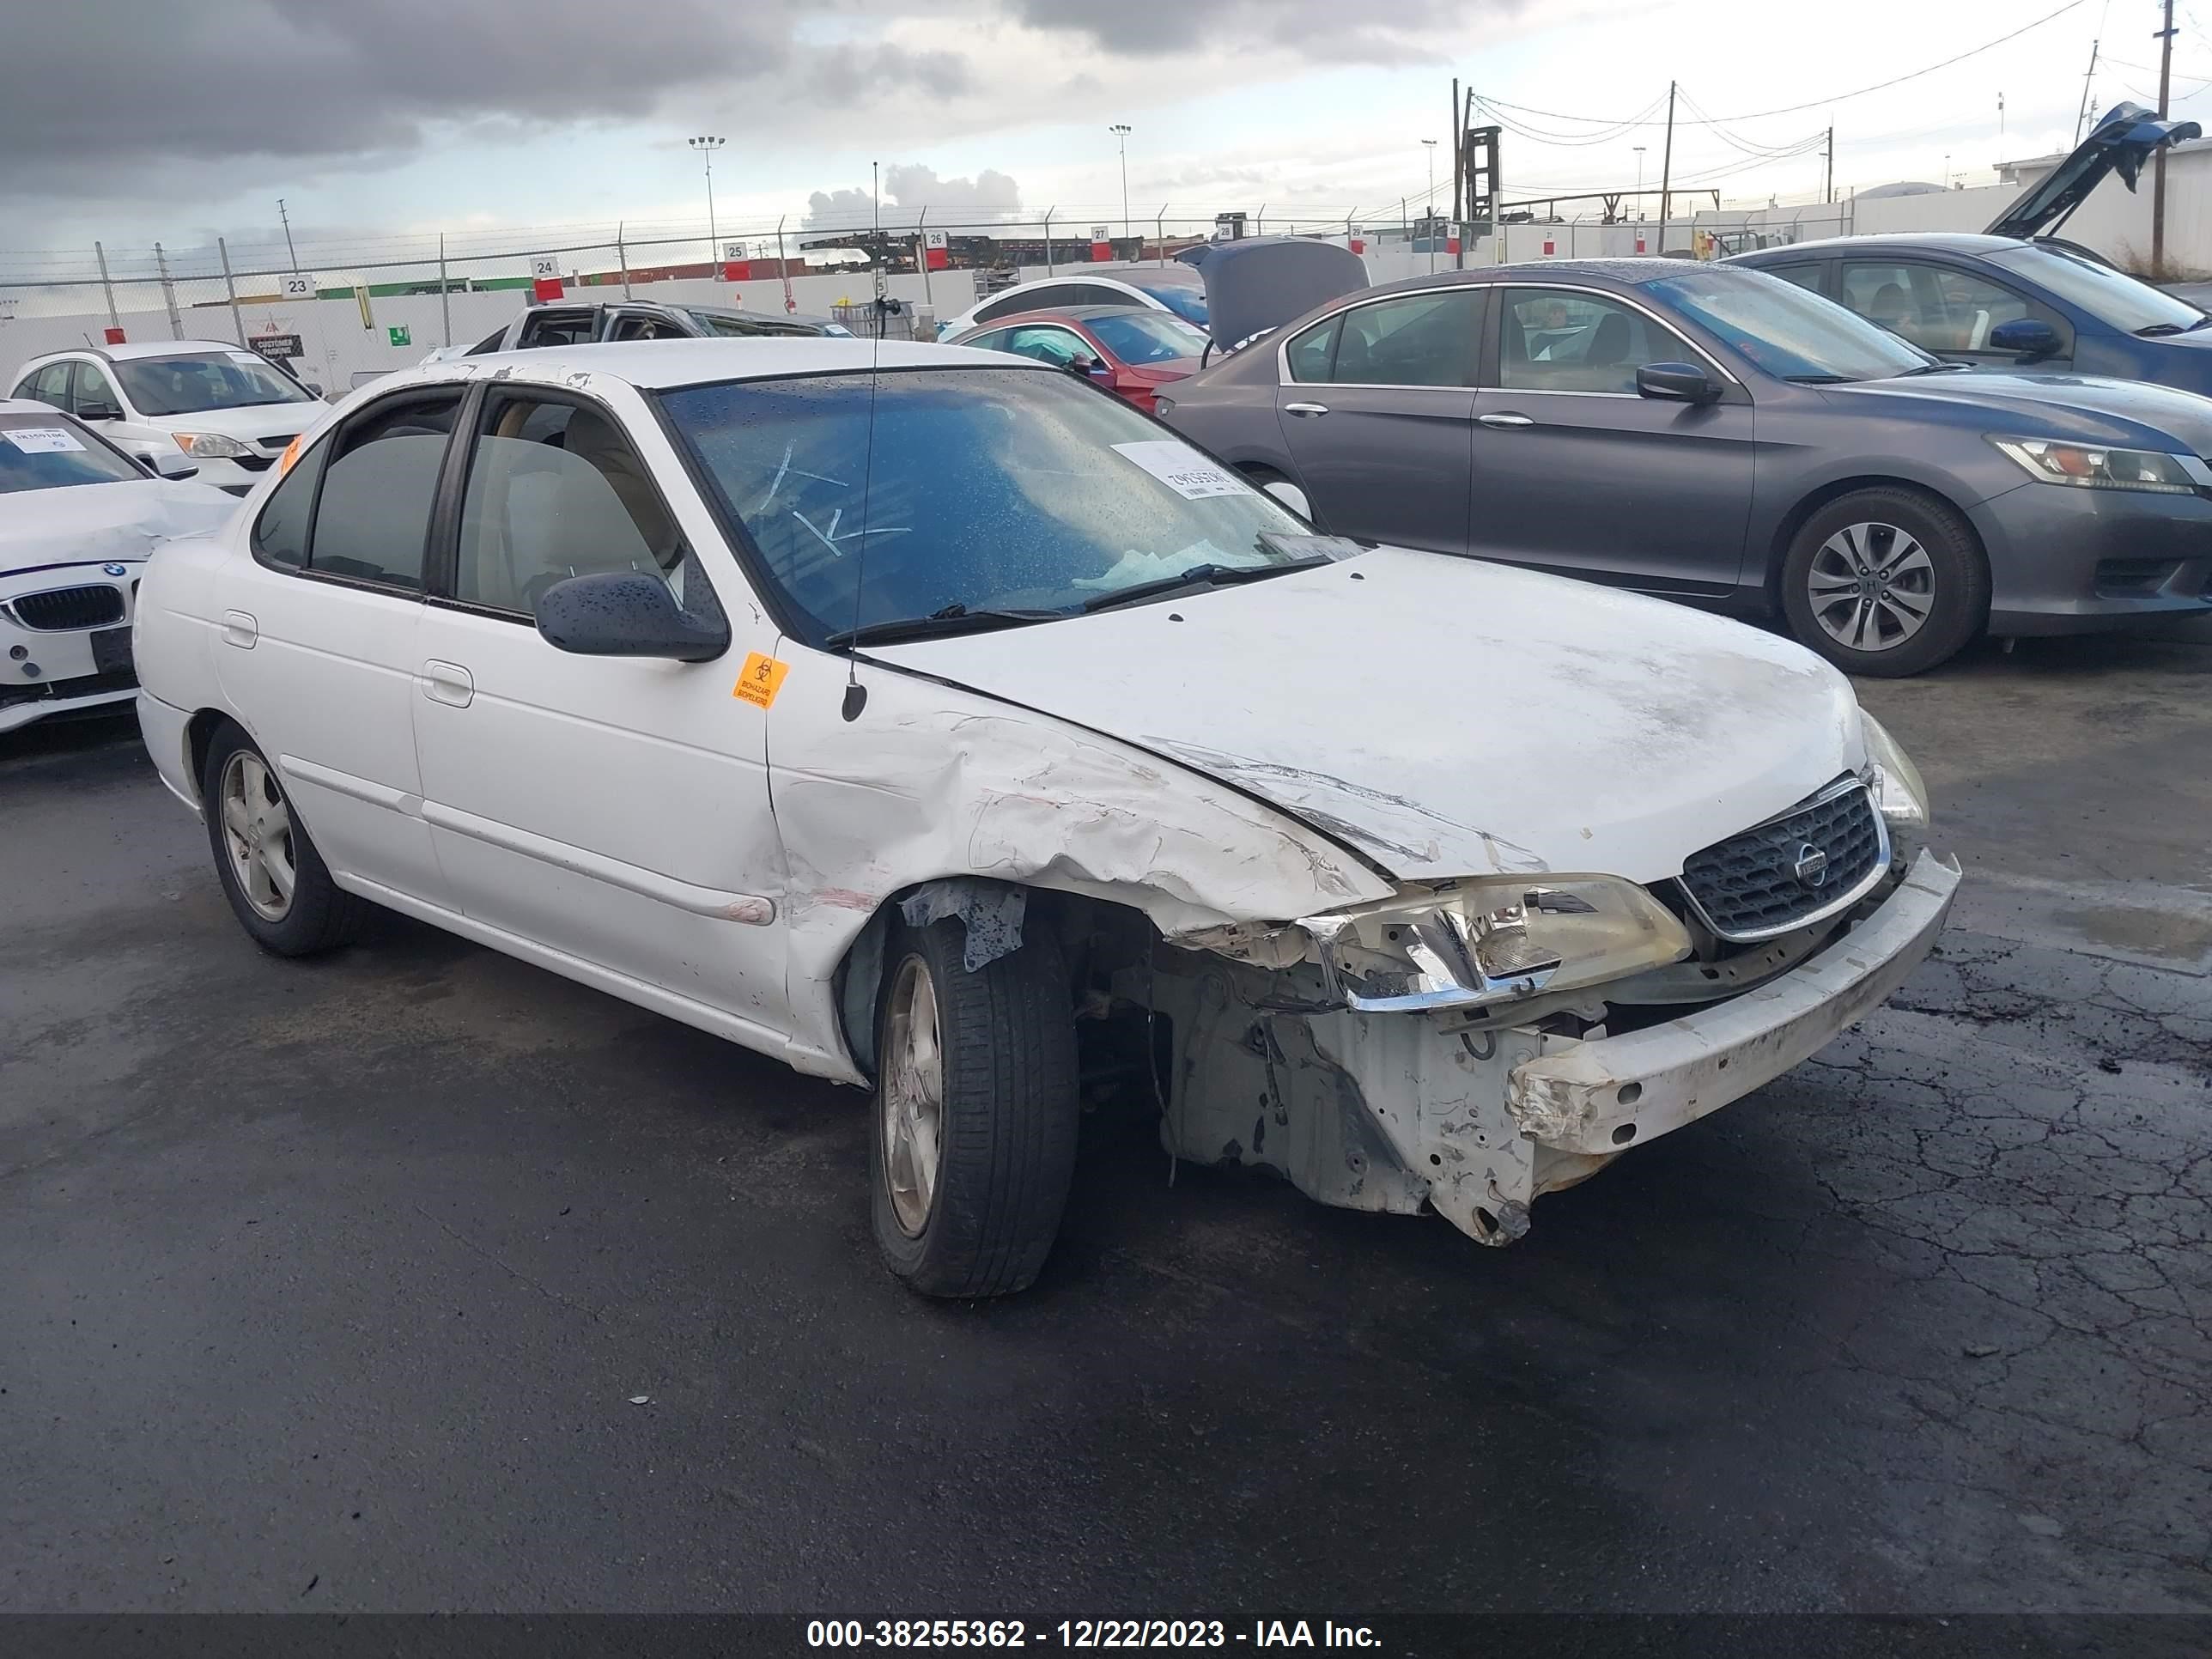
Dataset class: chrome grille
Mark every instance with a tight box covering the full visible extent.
[1678,779,1887,942]
[8,583,124,631]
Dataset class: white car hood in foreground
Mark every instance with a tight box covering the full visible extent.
[1,479,238,580]
[873,547,1864,886]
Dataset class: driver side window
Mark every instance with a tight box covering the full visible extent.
[1499,289,1680,393]
[452,392,696,617]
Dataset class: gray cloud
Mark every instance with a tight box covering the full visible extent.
[1010,0,1470,61]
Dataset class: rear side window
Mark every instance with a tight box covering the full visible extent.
[1766,264,1825,294]
[974,284,1080,324]
[515,310,597,349]
[21,363,72,409]
[283,392,461,590]
[1284,315,1342,381]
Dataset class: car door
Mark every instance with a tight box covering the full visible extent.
[410,381,790,1042]
[1270,288,1484,555]
[1466,283,1755,592]
[214,386,460,908]
[1838,258,2073,369]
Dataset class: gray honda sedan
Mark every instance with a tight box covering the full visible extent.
[1156,259,2212,674]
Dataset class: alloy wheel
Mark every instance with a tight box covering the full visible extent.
[881,957,945,1237]
[219,751,297,922]
[1806,521,1936,653]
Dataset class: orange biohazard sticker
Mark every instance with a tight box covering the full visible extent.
[732,652,789,709]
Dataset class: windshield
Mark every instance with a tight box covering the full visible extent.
[1132,282,1208,328]
[1985,243,2205,334]
[1650,268,1936,382]
[0,413,146,493]
[1087,311,1209,364]
[660,366,1322,641]
[114,352,313,416]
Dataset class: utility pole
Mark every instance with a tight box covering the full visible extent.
[1422,137,1438,271]
[2154,0,2176,271]
[1110,125,1133,252]
[2076,38,2101,144]
[1824,127,1833,205]
[277,198,299,274]
[1657,80,1676,255]
[689,136,726,281]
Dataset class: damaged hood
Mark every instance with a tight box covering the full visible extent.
[0,478,238,580]
[872,547,1863,888]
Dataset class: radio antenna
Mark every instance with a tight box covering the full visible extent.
[841,160,884,722]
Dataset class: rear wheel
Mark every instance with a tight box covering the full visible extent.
[200,720,365,957]
[1780,487,1987,677]
[870,915,1079,1297]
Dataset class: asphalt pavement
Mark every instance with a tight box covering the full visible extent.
[2,632,2207,1623]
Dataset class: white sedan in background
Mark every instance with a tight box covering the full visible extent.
[131,340,1957,1297]
[2,400,234,733]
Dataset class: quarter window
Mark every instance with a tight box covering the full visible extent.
[1501,289,1682,393]
[1842,261,2033,352]
[453,392,693,615]
[301,392,463,590]
[22,363,72,410]
[1320,290,1482,387]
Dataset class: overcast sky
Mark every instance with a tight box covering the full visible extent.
[1,0,2197,267]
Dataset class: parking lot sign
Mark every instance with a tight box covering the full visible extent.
[386,325,411,348]
[278,273,315,301]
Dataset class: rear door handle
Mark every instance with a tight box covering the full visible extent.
[219,610,258,649]
[422,659,475,708]
[1478,413,1534,429]
[1284,402,1330,416]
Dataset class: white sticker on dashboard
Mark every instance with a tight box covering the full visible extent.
[3,426,85,453]
[1110,441,1255,501]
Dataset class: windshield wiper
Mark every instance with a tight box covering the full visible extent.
[1783,373,1854,383]
[1894,361,1974,376]
[2136,321,2191,337]
[1081,556,1333,614]
[823,604,1067,648]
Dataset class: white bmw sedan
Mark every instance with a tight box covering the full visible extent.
[3,400,234,733]
[134,340,1959,1297]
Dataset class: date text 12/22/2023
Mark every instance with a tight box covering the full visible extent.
[805,1620,1382,1648]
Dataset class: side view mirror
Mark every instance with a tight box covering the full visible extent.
[1987,319,2062,362]
[1636,362,1723,404]
[533,570,729,663]
[78,403,121,422]
[302,382,326,400]
[146,448,199,479]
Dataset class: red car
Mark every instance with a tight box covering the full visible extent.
[946,304,1210,414]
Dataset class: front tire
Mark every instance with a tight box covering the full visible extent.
[1780,487,1988,677]
[870,915,1079,1298]
[200,720,364,957]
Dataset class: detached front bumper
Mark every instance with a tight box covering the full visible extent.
[1506,849,1961,1157]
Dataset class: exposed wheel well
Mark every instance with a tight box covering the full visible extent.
[1765,477,1987,602]
[184,708,234,805]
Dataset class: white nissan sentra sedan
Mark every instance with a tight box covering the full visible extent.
[132,340,1960,1297]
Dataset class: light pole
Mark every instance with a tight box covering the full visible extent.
[1633,146,1646,217]
[1110,125,1132,253]
[688,135,726,279]
[1422,137,1438,270]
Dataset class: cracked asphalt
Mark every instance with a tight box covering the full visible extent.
[1,634,2207,1620]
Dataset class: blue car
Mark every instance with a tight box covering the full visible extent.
[1731,104,2212,395]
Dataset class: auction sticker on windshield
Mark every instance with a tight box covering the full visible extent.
[3,427,86,454]
[1111,441,1254,501]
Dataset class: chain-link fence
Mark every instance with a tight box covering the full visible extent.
[0,200,1874,393]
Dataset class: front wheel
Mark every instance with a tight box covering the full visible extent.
[870,914,1079,1297]
[200,720,365,956]
[1779,487,1989,677]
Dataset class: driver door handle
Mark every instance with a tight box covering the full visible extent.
[422,659,474,708]
[1284,402,1330,416]
[1478,412,1534,428]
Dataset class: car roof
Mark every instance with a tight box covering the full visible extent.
[972,305,1191,329]
[28,337,255,364]
[1733,233,2025,258]
[404,337,1036,391]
